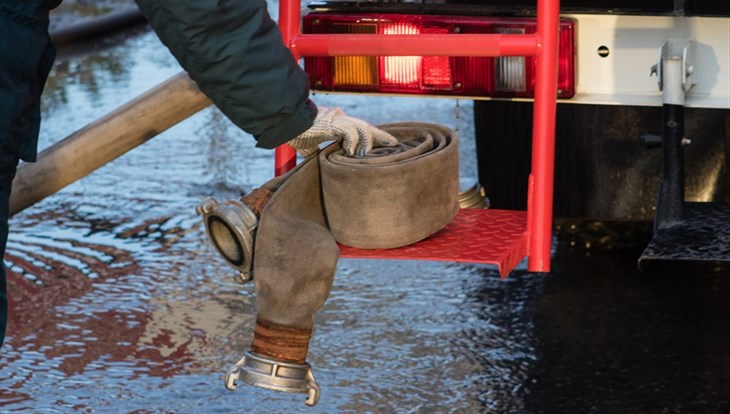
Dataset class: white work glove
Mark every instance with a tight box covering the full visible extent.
[287,107,398,157]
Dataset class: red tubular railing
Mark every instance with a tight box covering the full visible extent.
[529,0,560,272]
[293,34,539,57]
[276,0,560,273]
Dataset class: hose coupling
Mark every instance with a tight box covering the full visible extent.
[195,188,273,284]
[224,351,320,407]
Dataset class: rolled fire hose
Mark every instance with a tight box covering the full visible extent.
[196,123,459,406]
[321,122,460,248]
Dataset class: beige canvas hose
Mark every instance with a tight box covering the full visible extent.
[320,122,460,248]
[209,123,459,406]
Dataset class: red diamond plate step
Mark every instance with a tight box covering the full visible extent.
[339,209,528,277]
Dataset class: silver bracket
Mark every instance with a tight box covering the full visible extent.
[650,37,696,93]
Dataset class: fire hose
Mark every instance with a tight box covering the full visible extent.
[196,122,459,406]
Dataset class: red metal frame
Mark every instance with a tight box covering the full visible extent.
[276,0,560,274]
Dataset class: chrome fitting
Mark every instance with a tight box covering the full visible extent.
[224,351,320,407]
[196,196,258,283]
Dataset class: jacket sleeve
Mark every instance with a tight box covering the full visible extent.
[133,0,316,149]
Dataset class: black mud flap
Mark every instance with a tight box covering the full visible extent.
[639,202,730,270]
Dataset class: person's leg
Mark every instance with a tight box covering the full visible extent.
[0,143,20,347]
[0,164,17,348]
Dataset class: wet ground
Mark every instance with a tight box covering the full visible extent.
[1,2,729,413]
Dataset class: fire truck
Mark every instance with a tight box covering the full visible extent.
[30,1,727,276]
[293,0,730,271]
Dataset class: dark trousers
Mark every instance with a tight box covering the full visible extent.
[0,165,17,348]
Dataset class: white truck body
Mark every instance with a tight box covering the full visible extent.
[568,14,729,108]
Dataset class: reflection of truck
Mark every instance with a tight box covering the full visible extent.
[299,0,730,268]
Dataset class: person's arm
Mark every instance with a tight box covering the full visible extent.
[134,0,316,149]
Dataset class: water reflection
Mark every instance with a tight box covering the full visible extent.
[200,109,252,194]
[44,51,130,110]
[52,0,131,19]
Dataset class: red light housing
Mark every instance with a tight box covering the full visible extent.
[303,13,576,99]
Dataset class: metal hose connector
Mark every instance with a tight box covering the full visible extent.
[225,318,318,406]
[224,351,320,407]
[195,188,274,284]
[458,178,490,209]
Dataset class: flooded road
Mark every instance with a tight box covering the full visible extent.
[1,3,729,413]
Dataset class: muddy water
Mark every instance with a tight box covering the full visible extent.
[1,5,729,414]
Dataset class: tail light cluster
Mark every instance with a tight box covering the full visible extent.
[303,13,576,99]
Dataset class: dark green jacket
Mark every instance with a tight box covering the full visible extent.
[134,0,316,149]
[0,0,315,170]
[0,0,61,166]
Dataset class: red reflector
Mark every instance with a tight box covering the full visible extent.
[421,26,452,89]
[303,13,576,99]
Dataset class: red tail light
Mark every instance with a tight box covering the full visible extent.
[303,13,575,99]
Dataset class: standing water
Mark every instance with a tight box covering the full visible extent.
[1,2,728,413]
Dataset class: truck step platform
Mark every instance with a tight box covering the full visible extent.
[339,209,528,277]
[639,202,730,269]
